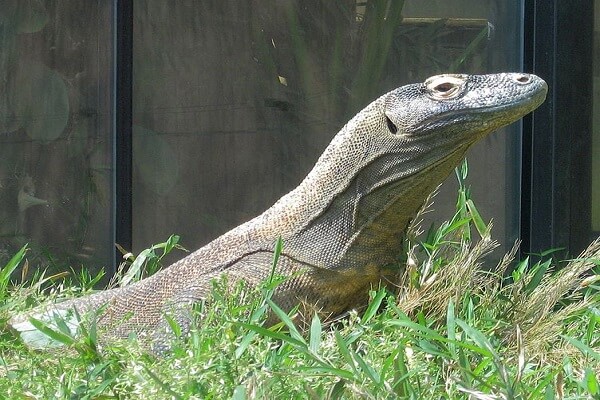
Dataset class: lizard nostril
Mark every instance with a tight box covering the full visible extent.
[514,74,531,84]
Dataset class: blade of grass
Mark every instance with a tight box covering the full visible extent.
[266,299,305,344]
[362,288,387,323]
[466,199,489,238]
[309,313,322,354]
[447,300,457,358]
[352,350,381,385]
[299,366,355,381]
[0,244,27,301]
[143,366,183,400]
[524,259,551,293]
[455,318,497,359]
[561,335,600,362]
[28,317,76,346]
[334,331,358,375]
[392,345,414,398]
[237,322,306,348]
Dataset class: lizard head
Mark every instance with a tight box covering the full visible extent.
[279,73,547,269]
[382,73,547,159]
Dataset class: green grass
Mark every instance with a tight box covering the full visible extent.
[1,164,600,399]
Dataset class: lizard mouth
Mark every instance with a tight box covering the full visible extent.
[408,92,545,135]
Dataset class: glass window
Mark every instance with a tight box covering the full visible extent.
[0,2,114,274]
[401,1,523,254]
[132,1,523,260]
[593,2,600,233]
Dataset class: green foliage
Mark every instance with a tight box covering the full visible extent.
[1,165,599,398]
[114,234,187,287]
[0,244,27,304]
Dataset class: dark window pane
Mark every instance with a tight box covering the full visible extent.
[0,1,114,274]
[593,2,600,233]
[132,1,522,259]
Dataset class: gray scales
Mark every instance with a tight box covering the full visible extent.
[10,73,548,351]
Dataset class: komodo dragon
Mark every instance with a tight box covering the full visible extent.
[10,73,548,351]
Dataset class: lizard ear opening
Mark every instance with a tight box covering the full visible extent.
[385,116,398,134]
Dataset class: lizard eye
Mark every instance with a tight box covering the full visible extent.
[425,75,465,100]
[433,82,456,93]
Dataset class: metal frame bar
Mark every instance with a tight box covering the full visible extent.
[114,0,133,270]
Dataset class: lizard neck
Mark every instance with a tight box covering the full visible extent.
[279,141,469,269]
[186,99,388,270]
[240,91,471,270]
[244,99,388,243]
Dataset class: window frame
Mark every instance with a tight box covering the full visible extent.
[111,0,597,268]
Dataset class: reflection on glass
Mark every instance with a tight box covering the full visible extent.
[132,1,522,260]
[0,2,114,274]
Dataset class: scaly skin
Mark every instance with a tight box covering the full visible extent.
[10,73,548,351]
